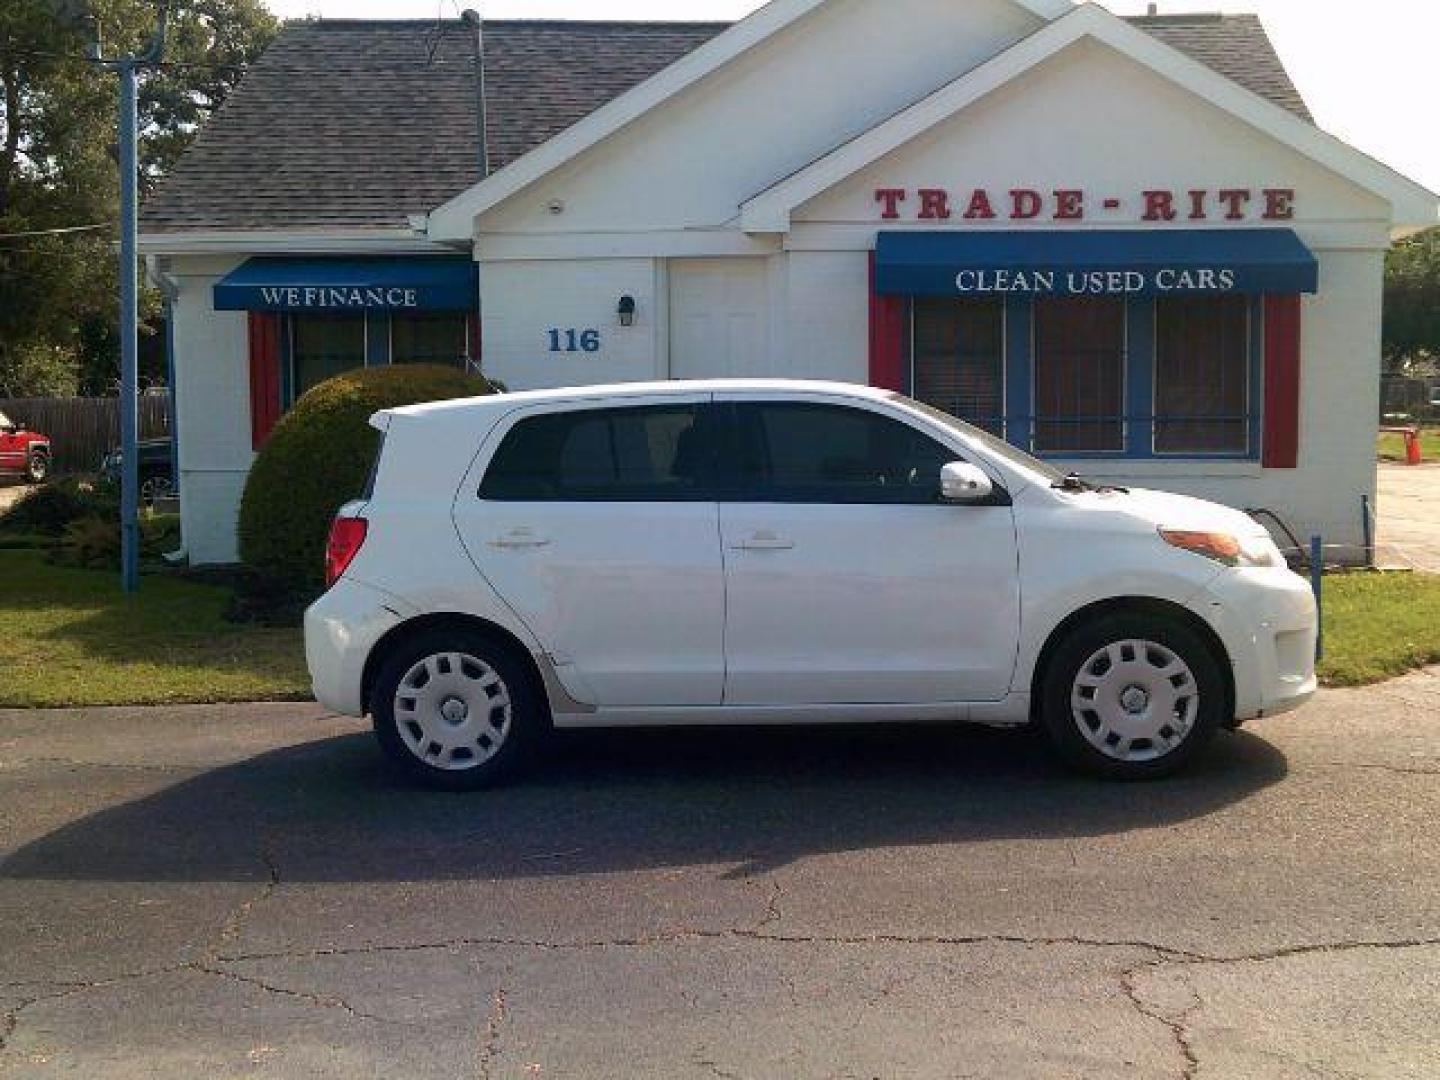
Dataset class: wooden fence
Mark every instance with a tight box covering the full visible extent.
[0,395,170,476]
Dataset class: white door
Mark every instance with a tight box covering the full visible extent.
[669,258,770,380]
[453,396,725,708]
[718,397,1021,706]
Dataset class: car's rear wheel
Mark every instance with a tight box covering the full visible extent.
[25,451,48,484]
[1040,612,1225,780]
[370,628,543,790]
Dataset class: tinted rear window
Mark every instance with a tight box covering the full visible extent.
[480,404,718,501]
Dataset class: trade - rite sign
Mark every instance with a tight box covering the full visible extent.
[874,187,1296,222]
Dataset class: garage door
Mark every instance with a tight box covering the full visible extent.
[669,258,771,380]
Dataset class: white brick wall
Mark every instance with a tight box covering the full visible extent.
[168,257,252,565]
[480,259,662,390]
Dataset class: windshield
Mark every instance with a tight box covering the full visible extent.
[888,393,1067,484]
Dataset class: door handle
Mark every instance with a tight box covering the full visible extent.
[489,529,552,550]
[732,531,795,552]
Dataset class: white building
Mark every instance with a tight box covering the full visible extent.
[140,1,1438,566]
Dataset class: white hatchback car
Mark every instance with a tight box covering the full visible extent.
[306,380,1317,788]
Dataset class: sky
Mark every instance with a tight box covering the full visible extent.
[262,0,1440,194]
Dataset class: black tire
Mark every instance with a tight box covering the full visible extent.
[370,627,545,790]
[25,451,48,484]
[1039,611,1226,781]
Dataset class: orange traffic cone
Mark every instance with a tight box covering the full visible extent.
[1406,430,1424,466]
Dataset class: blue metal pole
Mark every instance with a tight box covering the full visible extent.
[164,293,179,495]
[1361,493,1374,568]
[1310,535,1324,662]
[119,60,140,593]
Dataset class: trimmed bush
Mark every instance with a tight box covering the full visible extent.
[49,512,182,570]
[0,476,118,536]
[238,364,496,597]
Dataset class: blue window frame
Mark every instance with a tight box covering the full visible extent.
[912,294,1264,461]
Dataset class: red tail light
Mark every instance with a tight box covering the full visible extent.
[324,516,368,588]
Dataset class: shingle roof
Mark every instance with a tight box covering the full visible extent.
[1131,14,1313,124]
[140,22,485,232]
[140,13,1310,234]
[483,21,729,173]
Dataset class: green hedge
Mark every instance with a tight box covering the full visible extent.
[238,364,496,596]
[0,477,117,536]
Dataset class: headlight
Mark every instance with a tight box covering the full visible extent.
[1160,529,1285,568]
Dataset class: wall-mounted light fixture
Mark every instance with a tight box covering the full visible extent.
[617,295,637,327]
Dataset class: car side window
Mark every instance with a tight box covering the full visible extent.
[727,402,957,504]
[480,404,719,502]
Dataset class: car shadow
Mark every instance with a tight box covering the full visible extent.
[1,723,1288,883]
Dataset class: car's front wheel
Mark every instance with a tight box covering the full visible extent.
[370,628,544,790]
[25,451,48,484]
[1039,612,1226,780]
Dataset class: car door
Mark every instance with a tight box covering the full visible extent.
[717,396,1020,706]
[0,412,22,474]
[453,395,726,708]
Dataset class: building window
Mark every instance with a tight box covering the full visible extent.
[1154,296,1250,455]
[905,291,1265,462]
[392,313,471,368]
[912,297,1005,436]
[291,315,365,399]
[1033,297,1126,454]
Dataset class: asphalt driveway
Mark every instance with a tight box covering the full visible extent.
[2,674,1439,1078]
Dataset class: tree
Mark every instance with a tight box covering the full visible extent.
[0,0,277,397]
[1383,226,1440,376]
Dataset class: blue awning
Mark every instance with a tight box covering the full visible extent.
[213,257,477,312]
[874,229,1318,298]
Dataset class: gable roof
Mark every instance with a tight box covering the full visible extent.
[139,19,728,233]
[1136,13,1311,123]
[740,4,1437,233]
[141,7,1320,236]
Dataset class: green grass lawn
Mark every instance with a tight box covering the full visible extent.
[1377,426,1440,462]
[0,547,1437,708]
[0,549,310,708]
[1319,571,1440,687]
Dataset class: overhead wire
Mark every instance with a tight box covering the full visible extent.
[0,224,112,241]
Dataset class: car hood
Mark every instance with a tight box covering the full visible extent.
[1069,486,1268,538]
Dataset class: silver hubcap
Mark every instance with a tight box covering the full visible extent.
[1070,639,1199,763]
[393,652,512,771]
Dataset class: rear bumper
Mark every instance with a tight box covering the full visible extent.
[304,577,416,717]
[1188,567,1318,721]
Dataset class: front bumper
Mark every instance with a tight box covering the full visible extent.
[304,577,416,716]
[1188,566,1319,721]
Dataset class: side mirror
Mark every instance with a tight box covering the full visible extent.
[940,461,995,504]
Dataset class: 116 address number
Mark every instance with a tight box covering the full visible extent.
[547,328,601,354]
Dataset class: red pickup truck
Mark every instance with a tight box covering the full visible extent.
[0,409,51,483]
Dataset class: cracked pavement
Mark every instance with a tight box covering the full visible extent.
[2,672,1439,1078]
